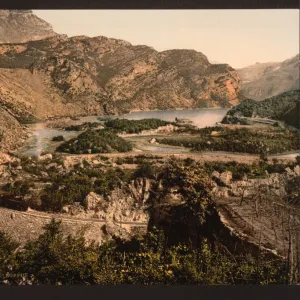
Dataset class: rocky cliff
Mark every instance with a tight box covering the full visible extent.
[0,10,57,44]
[237,54,300,100]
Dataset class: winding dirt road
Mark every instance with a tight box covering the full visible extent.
[65,150,299,165]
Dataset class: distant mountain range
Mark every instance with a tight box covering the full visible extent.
[237,55,300,100]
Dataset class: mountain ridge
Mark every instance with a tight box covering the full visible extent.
[237,54,300,100]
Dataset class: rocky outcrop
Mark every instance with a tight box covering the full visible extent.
[0,10,57,44]
[237,54,300,100]
[212,166,300,199]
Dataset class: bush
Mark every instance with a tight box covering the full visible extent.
[56,129,133,154]
[104,118,174,134]
[52,135,65,142]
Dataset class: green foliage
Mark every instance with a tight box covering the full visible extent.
[39,166,130,211]
[64,122,103,131]
[40,174,92,211]
[104,118,174,134]
[158,127,299,155]
[158,159,212,223]
[3,180,33,197]
[14,219,99,284]
[0,232,19,282]
[0,221,285,285]
[223,90,300,129]
[52,135,65,142]
[56,129,132,154]
[132,162,156,179]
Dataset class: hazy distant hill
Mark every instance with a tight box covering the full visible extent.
[237,54,300,100]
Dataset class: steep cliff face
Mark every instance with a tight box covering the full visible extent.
[0,10,57,44]
[0,33,242,119]
[0,107,27,152]
[238,54,300,100]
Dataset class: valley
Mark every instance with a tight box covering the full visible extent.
[0,9,299,285]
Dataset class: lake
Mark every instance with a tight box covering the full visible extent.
[80,108,229,128]
[17,108,229,157]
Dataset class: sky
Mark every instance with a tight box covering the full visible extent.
[33,10,299,69]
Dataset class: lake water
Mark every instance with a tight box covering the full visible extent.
[81,108,229,128]
[18,108,229,157]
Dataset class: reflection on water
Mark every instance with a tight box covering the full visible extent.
[18,108,228,157]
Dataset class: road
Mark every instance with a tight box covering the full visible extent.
[65,150,299,165]
[0,207,148,227]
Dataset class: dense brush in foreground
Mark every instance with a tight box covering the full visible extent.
[0,219,285,285]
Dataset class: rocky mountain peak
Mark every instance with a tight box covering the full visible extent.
[0,9,58,44]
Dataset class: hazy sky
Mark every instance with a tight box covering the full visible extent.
[33,10,299,69]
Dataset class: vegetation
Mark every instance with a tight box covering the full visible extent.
[40,166,130,212]
[40,174,92,211]
[3,180,33,197]
[203,159,299,180]
[64,122,103,131]
[223,90,300,129]
[52,135,65,142]
[56,129,132,154]
[104,118,174,134]
[157,127,299,155]
[0,220,286,285]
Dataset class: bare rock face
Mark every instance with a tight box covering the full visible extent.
[212,167,300,199]
[212,170,232,187]
[0,107,26,152]
[0,10,57,44]
[237,54,300,100]
[84,192,106,211]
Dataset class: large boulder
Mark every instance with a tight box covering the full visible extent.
[38,154,52,161]
[84,192,106,211]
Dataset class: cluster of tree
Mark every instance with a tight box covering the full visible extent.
[0,219,286,285]
[104,118,174,134]
[2,180,33,197]
[203,158,300,181]
[64,122,103,131]
[158,127,299,155]
[223,90,300,128]
[56,129,133,154]
[40,166,130,212]
[52,135,65,142]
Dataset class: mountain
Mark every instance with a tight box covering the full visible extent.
[0,10,242,122]
[222,90,300,129]
[237,54,300,100]
[0,35,242,119]
[0,10,57,44]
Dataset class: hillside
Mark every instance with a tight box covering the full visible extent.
[222,90,300,129]
[0,35,242,119]
[237,54,300,100]
[0,107,28,152]
[0,10,57,44]
[0,10,243,123]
